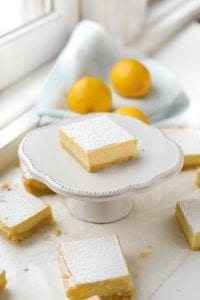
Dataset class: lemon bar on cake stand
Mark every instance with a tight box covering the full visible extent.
[59,116,137,172]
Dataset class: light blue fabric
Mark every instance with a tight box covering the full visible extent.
[37,20,189,126]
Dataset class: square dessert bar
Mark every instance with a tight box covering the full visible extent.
[23,177,55,197]
[164,128,200,169]
[0,269,7,293]
[0,185,53,242]
[58,235,135,299]
[196,168,200,188]
[21,162,54,196]
[59,115,137,172]
[176,199,200,250]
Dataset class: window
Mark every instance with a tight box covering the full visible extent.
[0,0,79,134]
[0,0,54,38]
[0,0,79,91]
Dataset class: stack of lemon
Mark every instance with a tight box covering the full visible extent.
[67,58,151,124]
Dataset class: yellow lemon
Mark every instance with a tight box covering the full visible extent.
[114,107,150,124]
[67,76,112,114]
[110,58,151,98]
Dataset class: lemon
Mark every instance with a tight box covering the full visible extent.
[110,58,151,98]
[114,107,150,124]
[67,76,112,114]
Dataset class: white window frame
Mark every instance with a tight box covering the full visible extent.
[136,0,200,54]
[0,0,79,91]
[0,0,79,171]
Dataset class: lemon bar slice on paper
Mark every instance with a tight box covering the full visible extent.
[0,184,53,242]
[164,128,200,169]
[0,269,7,292]
[58,235,135,299]
[196,168,200,187]
[176,199,200,250]
[21,162,54,197]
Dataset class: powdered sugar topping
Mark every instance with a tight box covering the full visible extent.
[60,235,129,284]
[178,199,200,232]
[0,184,48,227]
[60,115,135,152]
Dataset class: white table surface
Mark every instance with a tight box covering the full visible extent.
[0,22,200,300]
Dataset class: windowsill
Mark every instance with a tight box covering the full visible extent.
[0,60,55,171]
[0,22,200,172]
[0,60,55,130]
[0,107,38,171]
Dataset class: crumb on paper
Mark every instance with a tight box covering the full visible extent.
[14,160,20,168]
[23,268,29,272]
[39,229,51,241]
[134,274,139,278]
[147,244,153,249]
[138,250,153,259]
[55,227,62,236]
[43,234,51,241]
[138,213,145,218]
[0,182,11,190]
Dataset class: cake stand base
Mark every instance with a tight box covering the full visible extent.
[67,196,133,223]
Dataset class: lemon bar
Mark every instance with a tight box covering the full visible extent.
[0,270,7,292]
[59,115,137,172]
[58,235,135,299]
[0,185,53,242]
[21,162,54,197]
[23,178,55,197]
[176,199,200,250]
[164,128,200,169]
[196,168,200,188]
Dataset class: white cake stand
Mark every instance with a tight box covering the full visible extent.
[18,114,183,223]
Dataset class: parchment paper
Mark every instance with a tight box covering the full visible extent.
[0,167,199,300]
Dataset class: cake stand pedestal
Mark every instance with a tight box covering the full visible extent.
[67,195,133,223]
[19,114,183,223]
